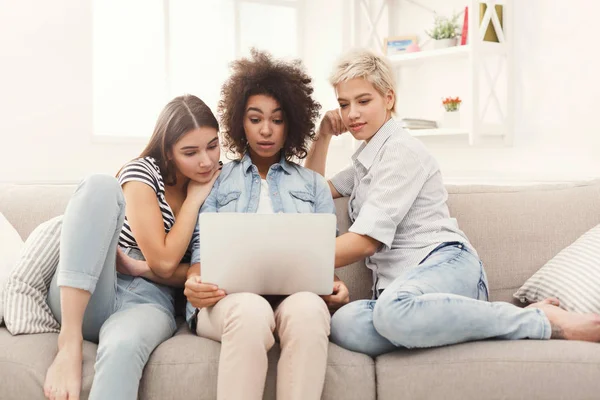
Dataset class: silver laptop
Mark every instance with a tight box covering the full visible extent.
[199,213,336,295]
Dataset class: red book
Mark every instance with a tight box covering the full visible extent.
[460,6,469,45]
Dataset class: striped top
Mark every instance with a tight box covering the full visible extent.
[330,118,476,294]
[117,157,175,250]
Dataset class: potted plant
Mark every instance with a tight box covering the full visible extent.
[426,13,461,49]
[442,96,462,112]
[441,96,462,128]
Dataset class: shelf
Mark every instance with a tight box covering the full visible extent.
[406,128,469,137]
[388,45,470,66]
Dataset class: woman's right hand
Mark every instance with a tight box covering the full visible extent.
[318,109,348,137]
[184,275,227,309]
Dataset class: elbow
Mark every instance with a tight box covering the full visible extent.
[364,247,377,258]
[148,259,178,279]
[364,241,380,258]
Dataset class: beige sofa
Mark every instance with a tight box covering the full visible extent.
[1,179,600,400]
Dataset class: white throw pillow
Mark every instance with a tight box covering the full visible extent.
[514,223,600,314]
[0,212,25,325]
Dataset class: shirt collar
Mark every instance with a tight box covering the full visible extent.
[241,152,293,175]
[352,118,397,170]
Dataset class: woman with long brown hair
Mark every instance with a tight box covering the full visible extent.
[42,94,221,400]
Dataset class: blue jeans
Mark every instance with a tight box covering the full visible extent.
[330,243,551,357]
[47,174,177,400]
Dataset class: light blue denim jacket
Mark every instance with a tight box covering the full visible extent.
[186,153,336,322]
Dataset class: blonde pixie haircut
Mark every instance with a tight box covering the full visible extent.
[329,48,397,113]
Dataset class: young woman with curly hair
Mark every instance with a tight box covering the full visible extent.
[182,49,350,400]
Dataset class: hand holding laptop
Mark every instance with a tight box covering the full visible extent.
[321,279,350,312]
[184,275,227,309]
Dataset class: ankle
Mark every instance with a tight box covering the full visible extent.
[550,323,566,339]
[57,331,84,349]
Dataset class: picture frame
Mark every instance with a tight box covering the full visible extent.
[384,35,418,55]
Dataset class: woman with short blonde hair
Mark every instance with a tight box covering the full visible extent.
[306,48,600,357]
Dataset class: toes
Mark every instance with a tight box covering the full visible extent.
[526,298,560,309]
[545,298,560,306]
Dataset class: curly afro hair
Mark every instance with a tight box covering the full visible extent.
[218,49,321,160]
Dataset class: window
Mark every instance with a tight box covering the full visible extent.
[93,0,301,138]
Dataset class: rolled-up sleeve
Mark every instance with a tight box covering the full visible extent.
[314,173,336,216]
[189,181,220,264]
[349,145,428,250]
[313,171,339,236]
[329,164,355,197]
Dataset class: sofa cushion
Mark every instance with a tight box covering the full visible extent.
[375,339,600,400]
[0,212,24,325]
[3,216,62,335]
[514,223,600,313]
[139,322,376,400]
[0,327,96,400]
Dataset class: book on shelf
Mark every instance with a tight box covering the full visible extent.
[400,118,438,130]
[480,3,503,43]
[460,6,468,45]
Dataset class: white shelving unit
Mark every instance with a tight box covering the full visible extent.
[388,45,470,66]
[406,128,469,137]
[349,0,514,146]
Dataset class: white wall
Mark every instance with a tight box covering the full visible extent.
[1,0,599,183]
[0,0,140,183]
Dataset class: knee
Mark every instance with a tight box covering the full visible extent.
[330,302,366,348]
[78,174,124,205]
[330,303,357,343]
[223,293,275,338]
[372,290,420,348]
[277,292,330,336]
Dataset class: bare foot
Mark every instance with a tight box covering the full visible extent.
[528,301,600,342]
[526,297,560,308]
[44,335,83,400]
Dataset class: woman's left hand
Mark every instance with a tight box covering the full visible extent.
[116,247,151,276]
[321,279,350,312]
[186,163,222,205]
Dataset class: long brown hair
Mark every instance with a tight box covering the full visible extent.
[138,94,219,186]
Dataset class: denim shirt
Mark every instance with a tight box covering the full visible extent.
[186,153,336,323]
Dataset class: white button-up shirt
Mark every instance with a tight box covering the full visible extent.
[331,118,476,293]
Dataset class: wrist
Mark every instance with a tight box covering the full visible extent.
[141,269,153,279]
[184,196,203,210]
[187,269,200,280]
[316,131,333,143]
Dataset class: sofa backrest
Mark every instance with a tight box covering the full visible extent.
[0,184,75,240]
[2,180,599,303]
[445,180,600,303]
